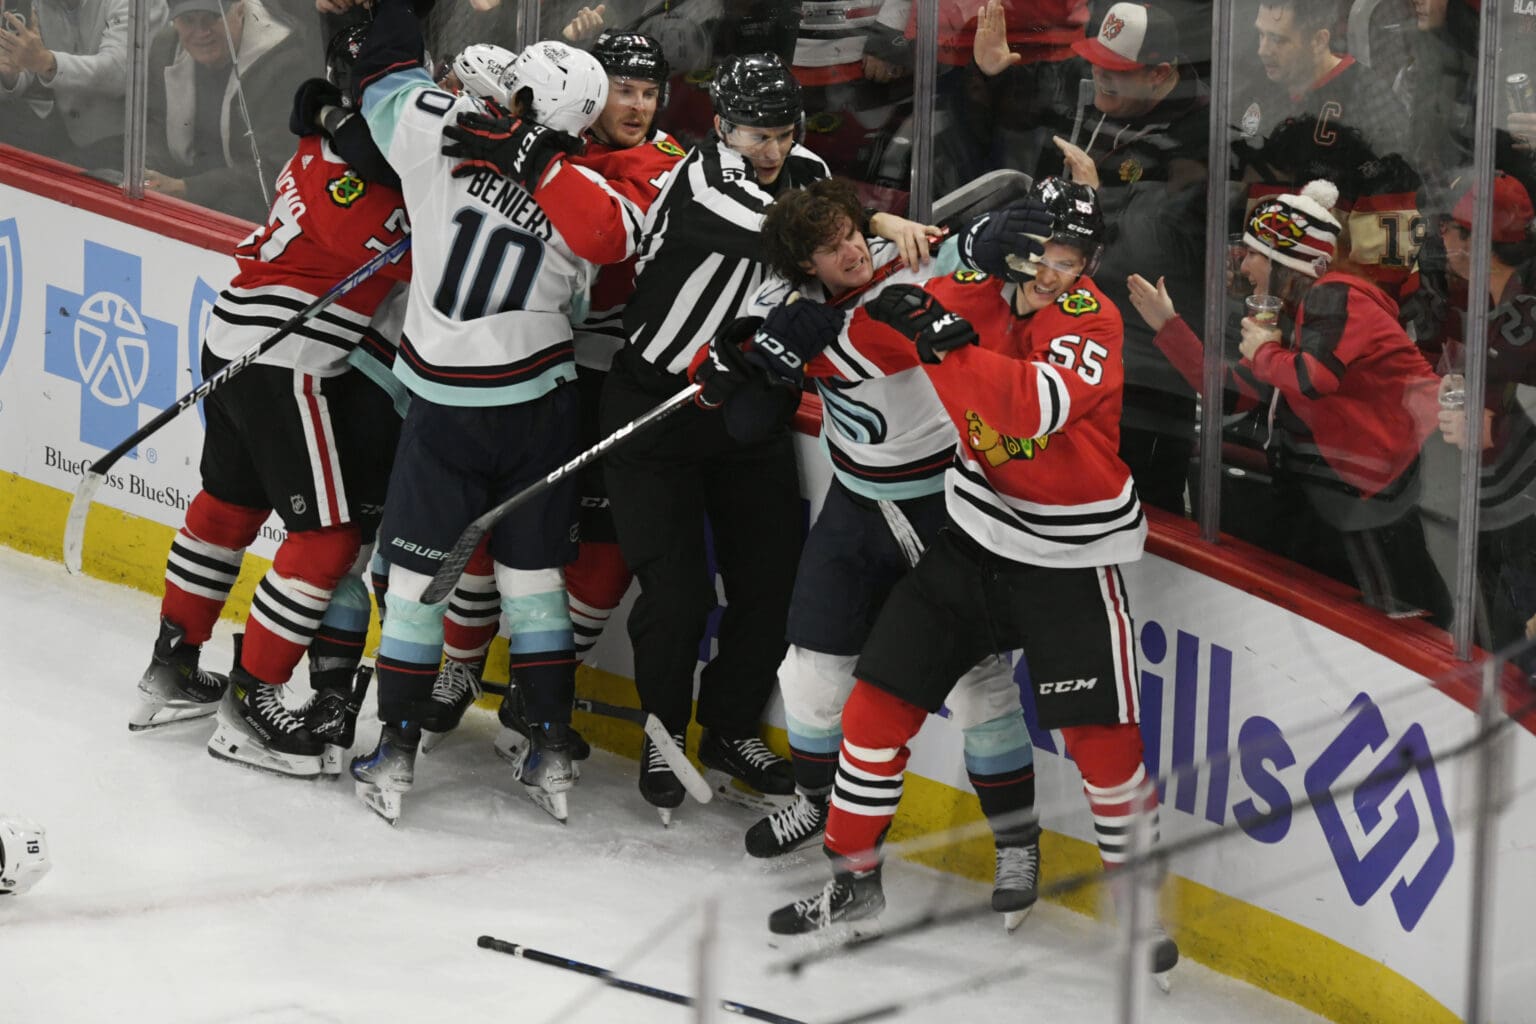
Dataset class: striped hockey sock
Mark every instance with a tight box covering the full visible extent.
[824,681,927,869]
[161,492,267,645]
[565,541,630,662]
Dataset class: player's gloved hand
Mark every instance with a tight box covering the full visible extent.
[958,199,1054,282]
[290,77,342,137]
[443,109,585,190]
[748,297,845,387]
[692,316,764,409]
[866,284,978,364]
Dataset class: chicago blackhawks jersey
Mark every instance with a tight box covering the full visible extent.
[203,133,411,376]
[362,65,642,407]
[807,271,1146,568]
[570,131,687,371]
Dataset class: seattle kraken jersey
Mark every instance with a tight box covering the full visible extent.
[363,67,640,407]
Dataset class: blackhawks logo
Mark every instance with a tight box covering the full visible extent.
[1118,158,1143,183]
[1251,205,1305,248]
[656,138,685,158]
[1101,12,1126,39]
[966,410,1050,467]
[953,268,988,283]
[1057,288,1100,317]
[327,172,367,207]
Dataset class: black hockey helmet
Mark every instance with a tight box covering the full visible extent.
[1031,176,1105,270]
[325,22,369,103]
[711,52,802,129]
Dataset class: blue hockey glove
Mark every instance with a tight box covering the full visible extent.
[957,199,1054,282]
[748,298,845,387]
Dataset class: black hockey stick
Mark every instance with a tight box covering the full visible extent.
[478,679,712,804]
[476,936,808,1024]
[62,235,412,575]
[418,382,700,604]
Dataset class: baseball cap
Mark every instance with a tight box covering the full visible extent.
[1451,172,1535,244]
[169,0,230,19]
[1072,2,1181,72]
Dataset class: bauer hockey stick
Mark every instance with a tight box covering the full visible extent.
[419,382,701,604]
[479,679,713,804]
[62,235,412,575]
[476,936,808,1024]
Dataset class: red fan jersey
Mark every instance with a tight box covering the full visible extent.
[892,0,1091,65]
[205,133,411,376]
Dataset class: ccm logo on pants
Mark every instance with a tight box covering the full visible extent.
[1039,677,1098,695]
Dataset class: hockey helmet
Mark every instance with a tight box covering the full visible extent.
[711,53,802,130]
[0,816,49,896]
[591,31,671,105]
[1031,176,1105,271]
[324,23,369,104]
[499,40,609,135]
[452,43,516,105]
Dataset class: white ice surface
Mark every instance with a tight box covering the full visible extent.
[0,545,1326,1024]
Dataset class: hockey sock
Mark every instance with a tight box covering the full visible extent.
[779,647,857,798]
[309,556,373,682]
[564,541,631,662]
[161,491,268,645]
[243,525,360,684]
[963,709,1038,845]
[497,565,577,724]
[369,549,391,624]
[375,570,448,724]
[825,681,927,870]
[1062,722,1158,868]
[443,540,498,663]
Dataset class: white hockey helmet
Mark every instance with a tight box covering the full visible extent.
[499,40,609,135]
[452,44,516,105]
[0,816,49,896]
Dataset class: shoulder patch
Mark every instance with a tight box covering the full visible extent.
[1057,288,1100,317]
[655,138,686,158]
[952,269,989,283]
[327,172,367,208]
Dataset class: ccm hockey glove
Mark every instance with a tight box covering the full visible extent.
[866,284,978,364]
[748,298,845,387]
[958,199,1054,282]
[443,108,585,190]
[693,316,765,409]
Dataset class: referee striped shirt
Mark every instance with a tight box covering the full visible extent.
[622,134,829,375]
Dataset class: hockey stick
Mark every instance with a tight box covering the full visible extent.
[419,382,701,604]
[62,235,412,575]
[479,679,712,804]
[477,936,808,1024]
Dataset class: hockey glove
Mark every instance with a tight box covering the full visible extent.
[290,78,342,137]
[748,298,845,388]
[958,199,1054,282]
[443,109,585,191]
[693,316,765,409]
[866,284,978,364]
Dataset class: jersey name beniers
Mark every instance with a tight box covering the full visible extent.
[808,271,1146,568]
[205,134,411,376]
[363,67,641,406]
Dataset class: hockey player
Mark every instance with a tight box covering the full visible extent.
[345,1,640,823]
[419,32,688,767]
[701,178,1043,928]
[602,51,938,822]
[0,816,49,895]
[753,178,1178,981]
[129,26,411,783]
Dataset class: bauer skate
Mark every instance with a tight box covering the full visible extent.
[207,669,324,778]
[993,829,1041,932]
[128,618,228,731]
[492,679,590,763]
[350,723,419,825]
[305,665,372,775]
[420,658,482,753]
[503,721,577,823]
[745,793,827,858]
[768,864,885,936]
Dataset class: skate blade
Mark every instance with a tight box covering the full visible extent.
[656,806,674,827]
[354,780,403,825]
[128,698,218,731]
[1003,906,1034,933]
[321,744,346,776]
[492,728,525,765]
[525,786,569,823]
[704,769,795,815]
[1154,969,1173,994]
[767,917,883,950]
[420,727,452,754]
[207,724,321,779]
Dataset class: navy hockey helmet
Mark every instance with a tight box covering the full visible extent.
[591,31,671,106]
[325,23,369,103]
[711,53,802,130]
[1031,176,1105,271]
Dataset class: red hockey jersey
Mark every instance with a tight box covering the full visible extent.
[205,133,411,376]
[808,270,1146,568]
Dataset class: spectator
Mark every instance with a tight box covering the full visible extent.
[1128,179,1448,619]
[1017,0,1210,515]
[1233,0,1421,293]
[145,0,319,221]
[0,0,164,168]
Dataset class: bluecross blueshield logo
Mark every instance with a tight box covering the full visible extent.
[187,277,220,427]
[1305,692,1454,931]
[0,218,21,379]
[44,242,178,455]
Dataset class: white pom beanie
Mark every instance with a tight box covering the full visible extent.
[1244,179,1343,278]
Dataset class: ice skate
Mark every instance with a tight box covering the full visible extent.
[491,679,590,762]
[700,731,795,812]
[768,864,885,936]
[420,658,482,753]
[1149,924,1179,992]
[206,669,324,778]
[350,723,419,825]
[745,793,827,859]
[504,721,577,823]
[128,617,228,731]
[638,731,687,826]
[305,665,372,775]
[993,830,1041,932]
